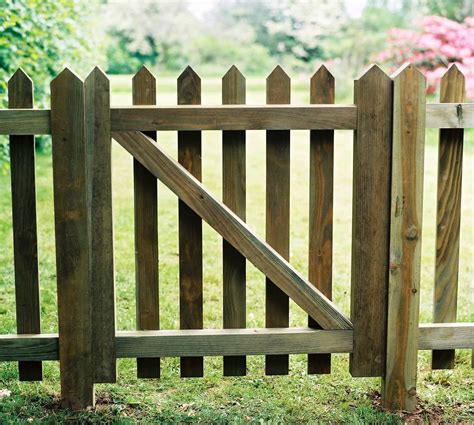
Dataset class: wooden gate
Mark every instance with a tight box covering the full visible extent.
[0,64,472,412]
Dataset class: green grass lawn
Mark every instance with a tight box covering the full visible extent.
[0,74,473,423]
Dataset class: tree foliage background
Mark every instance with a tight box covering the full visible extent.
[0,0,472,168]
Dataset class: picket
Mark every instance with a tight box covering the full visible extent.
[8,69,42,381]
[308,65,335,375]
[222,66,247,376]
[178,66,204,377]
[132,66,160,379]
[433,65,465,370]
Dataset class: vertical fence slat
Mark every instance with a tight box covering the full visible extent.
[132,66,160,378]
[383,64,425,411]
[308,65,334,374]
[433,65,465,370]
[85,67,116,383]
[8,69,42,381]
[222,66,247,376]
[51,68,94,409]
[178,66,203,377]
[350,65,392,377]
[265,65,290,375]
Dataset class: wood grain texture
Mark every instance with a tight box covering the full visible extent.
[383,64,426,411]
[8,68,42,381]
[51,68,94,409]
[85,67,116,383]
[132,66,160,379]
[265,66,291,375]
[308,65,335,375]
[433,65,465,370]
[426,102,473,128]
[2,102,473,137]
[112,131,352,331]
[2,323,471,362]
[110,104,357,131]
[222,66,247,376]
[350,65,393,377]
[178,66,203,377]
[418,323,474,350]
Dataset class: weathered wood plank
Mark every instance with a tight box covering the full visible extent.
[433,65,465,370]
[383,64,426,411]
[2,323,471,362]
[178,66,203,377]
[308,65,334,375]
[110,104,356,131]
[132,66,160,379]
[418,323,474,350]
[2,102,473,136]
[85,67,116,384]
[350,65,393,377]
[222,66,247,376]
[426,102,473,128]
[51,68,94,409]
[8,68,42,381]
[112,131,352,330]
[265,66,291,375]
[0,109,51,135]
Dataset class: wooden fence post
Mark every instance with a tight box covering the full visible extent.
[51,68,94,409]
[178,66,204,377]
[222,65,247,376]
[85,67,116,383]
[132,66,160,379]
[350,65,393,377]
[8,68,42,381]
[265,65,291,375]
[308,65,334,374]
[383,63,426,411]
[433,65,465,369]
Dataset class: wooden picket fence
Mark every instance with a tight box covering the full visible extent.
[0,63,473,412]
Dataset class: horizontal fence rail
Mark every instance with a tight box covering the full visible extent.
[1,324,473,362]
[1,103,474,134]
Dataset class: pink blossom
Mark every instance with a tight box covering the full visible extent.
[378,15,474,98]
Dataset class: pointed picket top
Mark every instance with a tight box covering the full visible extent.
[266,65,290,104]
[310,64,335,104]
[391,62,426,84]
[222,65,246,104]
[132,65,156,105]
[8,68,33,108]
[85,66,110,91]
[356,63,390,82]
[87,65,108,80]
[51,67,83,85]
[440,64,465,103]
[178,65,201,105]
[133,65,155,86]
[8,67,33,88]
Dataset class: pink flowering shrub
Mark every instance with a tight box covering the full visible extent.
[378,16,474,98]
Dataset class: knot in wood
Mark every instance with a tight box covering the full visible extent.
[408,387,417,396]
[405,225,418,240]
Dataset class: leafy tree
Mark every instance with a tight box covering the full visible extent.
[0,0,103,169]
[104,0,199,72]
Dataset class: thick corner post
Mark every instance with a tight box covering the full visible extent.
[383,64,425,411]
[350,65,393,377]
[51,69,95,409]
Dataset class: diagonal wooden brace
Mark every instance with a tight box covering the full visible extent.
[112,130,352,330]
